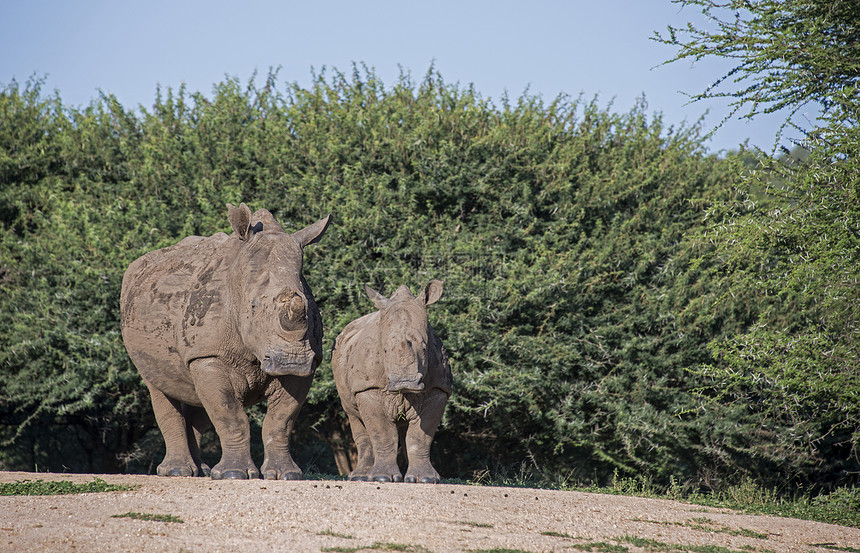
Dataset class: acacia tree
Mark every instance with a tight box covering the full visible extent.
[656,0,860,486]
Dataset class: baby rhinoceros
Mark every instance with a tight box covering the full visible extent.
[332,280,452,483]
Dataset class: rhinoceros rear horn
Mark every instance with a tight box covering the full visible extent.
[365,284,390,310]
[227,202,254,241]
[291,214,332,248]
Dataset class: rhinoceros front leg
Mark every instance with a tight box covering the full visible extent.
[145,382,202,477]
[355,390,402,482]
[404,389,447,484]
[259,376,310,480]
[189,357,260,480]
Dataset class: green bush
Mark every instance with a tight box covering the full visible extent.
[1,67,852,490]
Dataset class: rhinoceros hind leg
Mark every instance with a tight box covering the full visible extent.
[146,382,199,477]
[183,404,212,477]
[345,413,374,481]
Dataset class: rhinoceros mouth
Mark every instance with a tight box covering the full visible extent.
[387,375,425,393]
[261,351,316,377]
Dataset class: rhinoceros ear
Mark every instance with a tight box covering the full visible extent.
[365,284,390,310]
[292,214,332,248]
[421,279,444,306]
[227,202,253,241]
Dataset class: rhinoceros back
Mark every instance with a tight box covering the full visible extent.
[120,232,234,399]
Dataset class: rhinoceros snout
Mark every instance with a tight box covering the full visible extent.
[387,375,425,393]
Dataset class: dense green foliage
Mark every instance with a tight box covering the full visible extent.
[0,64,854,493]
[657,0,860,488]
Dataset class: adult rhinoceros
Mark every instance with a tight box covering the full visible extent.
[120,203,330,480]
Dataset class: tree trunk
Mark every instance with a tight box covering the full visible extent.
[326,418,357,476]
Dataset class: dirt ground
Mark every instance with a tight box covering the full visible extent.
[1,471,858,553]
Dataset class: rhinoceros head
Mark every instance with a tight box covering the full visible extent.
[227,203,331,378]
[365,280,444,393]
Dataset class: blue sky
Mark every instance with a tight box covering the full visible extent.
[2,1,808,153]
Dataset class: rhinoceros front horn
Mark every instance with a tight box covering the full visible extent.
[278,292,307,331]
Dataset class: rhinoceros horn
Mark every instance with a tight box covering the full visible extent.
[278,290,307,331]
[227,202,254,241]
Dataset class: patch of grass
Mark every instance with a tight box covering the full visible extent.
[0,478,136,496]
[460,468,860,529]
[112,512,183,523]
[688,483,860,530]
[321,543,430,553]
[540,530,580,539]
[620,535,768,553]
[690,484,855,528]
[466,549,538,553]
[633,517,768,540]
[570,541,629,552]
[810,545,860,553]
[453,520,494,528]
[318,529,356,539]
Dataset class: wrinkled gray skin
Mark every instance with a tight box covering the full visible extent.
[120,203,331,480]
[332,280,452,483]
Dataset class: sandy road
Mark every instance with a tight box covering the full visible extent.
[1,471,858,552]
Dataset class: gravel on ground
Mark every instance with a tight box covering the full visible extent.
[1,471,858,553]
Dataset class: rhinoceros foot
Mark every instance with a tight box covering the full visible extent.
[261,457,303,480]
[210,461,261,480]
[262,469,303,481]
[371,474,404,483]
[404,475,440,484]
[405,464,441,484]
[157,459,203,477]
